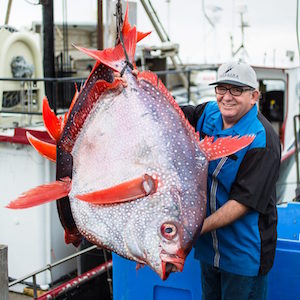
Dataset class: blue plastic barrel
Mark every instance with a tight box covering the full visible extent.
[113,202,300,300]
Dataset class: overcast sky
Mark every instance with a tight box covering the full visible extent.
[0,0,299,68]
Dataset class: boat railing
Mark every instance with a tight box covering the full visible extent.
[0,66,218,118]
[4,244,112,299]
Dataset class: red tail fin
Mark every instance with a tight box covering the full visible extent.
[200,135,255,161]
[6,177,71,209]
[74,27,137,73]
[122,4,151,42]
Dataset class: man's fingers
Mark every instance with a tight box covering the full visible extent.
[132,69,139,77]
[113,71,128,87]
[113,71,121,78]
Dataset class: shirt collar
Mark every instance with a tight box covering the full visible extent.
[214,104,257,136]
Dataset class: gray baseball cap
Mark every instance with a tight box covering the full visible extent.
[209,61,258,89]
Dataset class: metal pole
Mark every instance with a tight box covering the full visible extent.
[97,0,104,50]
[140,0,188,89]
[5,0,13,25]
[187,69,191,103]
[140,0,166,42]
[9,245,98,287]
[0,245,9,300]
[294,116,300,200]
[42,0,55,107]
[32,275,38,299]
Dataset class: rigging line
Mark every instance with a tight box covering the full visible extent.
[297,0,300,61]
[147,0,170,41]
[202,0,215,28]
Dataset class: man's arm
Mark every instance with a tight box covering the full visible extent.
[200,199,249,235]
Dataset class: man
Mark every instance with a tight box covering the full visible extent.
[181,61,281,300]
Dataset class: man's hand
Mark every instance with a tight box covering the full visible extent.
[113,69,139,87]
[113,71,128,87]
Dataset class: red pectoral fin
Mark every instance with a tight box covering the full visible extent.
[76,174,158,205]
[200,135,255,161]
[6,177,71,209]
[26,132,56,162]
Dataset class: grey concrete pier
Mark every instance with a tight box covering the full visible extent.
[0,244,9,300]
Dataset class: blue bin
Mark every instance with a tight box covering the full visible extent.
[113,248,202,300]
[268,202,300,300]
[113,202,300,300]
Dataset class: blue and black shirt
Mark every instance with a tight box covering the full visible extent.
[182,101,281,276]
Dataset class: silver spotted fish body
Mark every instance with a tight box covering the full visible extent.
[69,68,208,278]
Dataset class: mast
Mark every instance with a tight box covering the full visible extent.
[140,0,188,88]
[97,0,104,50]
[41,0,55,109]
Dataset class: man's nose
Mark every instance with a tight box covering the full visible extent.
[223,89,233,99]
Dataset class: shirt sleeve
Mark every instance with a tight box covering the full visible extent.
[180,102,208,129]
[229,147,281,214]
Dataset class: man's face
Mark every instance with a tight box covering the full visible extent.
[215,84,259,128]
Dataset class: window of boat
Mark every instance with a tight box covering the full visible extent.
[259,79,285,123]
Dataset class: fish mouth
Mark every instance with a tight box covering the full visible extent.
[160,250,185,280]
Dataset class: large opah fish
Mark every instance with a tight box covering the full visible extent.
[6,9,254,279]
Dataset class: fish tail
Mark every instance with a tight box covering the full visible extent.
[200,135,255,161]
[74,27,137,73]
[122,4,151,42]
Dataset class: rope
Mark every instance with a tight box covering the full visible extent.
[114,0,134,76]
[119,32,134,76]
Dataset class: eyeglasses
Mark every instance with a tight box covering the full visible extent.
[215,86,254,96]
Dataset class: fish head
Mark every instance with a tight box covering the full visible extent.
[124,185,201,280]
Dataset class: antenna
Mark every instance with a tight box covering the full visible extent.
[140,0,188,88]
[231,4,250,61]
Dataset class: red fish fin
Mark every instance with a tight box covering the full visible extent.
[42,97,63,142]
[76,174,158,205]
[138,71,159,86]
[64,229,82,246]
[200,135,255,161]
[121,4,131,37]
[74,27,137,72]
[137,31,151,43]
[138,71,199,140]
[138,71,176,103]
[136,263,145,271]
[27,132,56,162]
[122,5,151,42]
[6,177,71,209]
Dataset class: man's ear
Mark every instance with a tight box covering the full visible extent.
[251,90,260,105]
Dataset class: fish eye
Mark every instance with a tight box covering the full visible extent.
[161,223,177,240]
